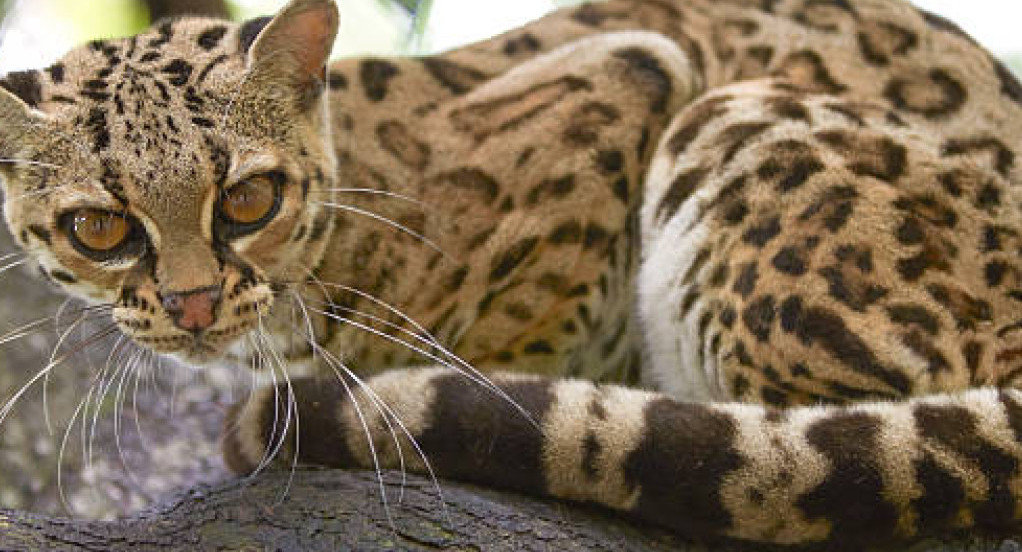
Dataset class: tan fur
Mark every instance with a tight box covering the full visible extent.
[5,0,1022,545]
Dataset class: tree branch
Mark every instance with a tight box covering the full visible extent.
[0,468,693,551]
[140,0,229,21]
[0,468,1019,551]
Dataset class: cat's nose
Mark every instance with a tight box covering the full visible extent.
[162,286,222,333]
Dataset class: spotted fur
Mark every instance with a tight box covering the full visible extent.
[3,0,1022,547]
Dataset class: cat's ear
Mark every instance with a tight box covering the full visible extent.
[0,81,47,159]
[246,0,339,105]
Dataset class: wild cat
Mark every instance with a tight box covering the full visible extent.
[2,0,1022,546]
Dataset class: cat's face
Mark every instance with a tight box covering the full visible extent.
[0,0,340,362]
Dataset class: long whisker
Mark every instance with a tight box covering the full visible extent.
[279,297,448,518]
[0,158,62,169]
[113,342,149,494]
[43,308,92,435]
[87,333,130,477]
[314,201,448,257]
[0,323,120,430]
[253,318,301,503]
[292,275,531,428]
[130,347,153,453]
[286,292,408,497]
[0,257,28,276]
[42,302,115,434]
[257,302,398,524]
[58,376,99,514]
[310,188,426,208]
[302,302,538,432]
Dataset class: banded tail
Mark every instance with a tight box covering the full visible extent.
[224,368,1022,547]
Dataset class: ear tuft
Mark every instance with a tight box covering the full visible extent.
[247,0,340,102]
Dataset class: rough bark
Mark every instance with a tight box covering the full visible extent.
[140,0,229,21]
[0,468,1020,552]
[0,468,690,551]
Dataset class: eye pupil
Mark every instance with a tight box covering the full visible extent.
[71,209,130,252]
[220,175,278,226]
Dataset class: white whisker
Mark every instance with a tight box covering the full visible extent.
[315,201,448,257]
[278,296,448,519]
[293,275,534,429]
[0,324,119,430]
[311,187,426,208]
[0,158,61,169]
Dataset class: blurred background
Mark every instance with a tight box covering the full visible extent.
[0,0,1019,74]
[0,0,1017,522]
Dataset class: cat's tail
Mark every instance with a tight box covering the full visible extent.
[223,367,1022,547]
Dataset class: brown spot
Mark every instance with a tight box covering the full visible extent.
[742,294,776,342]
[719,122,773,164]
[452,76,591,143]
[779,298,910,394]
[819,256,888,312]
[359,59,399,101]
[564,101,620,146]
[614,47,673,113]
[489,237,539,282]
[431,168,500,204]
[857,21,917,66]
[756,140,825,192]
[913,452,965,534]
[741,215,781,248]
[666,95,730,155]
[774,50,847,94]
[926,283,992,331]
[421,57,487,95]
[884,69,966,119]
[655,167,709,223]
[941,136,1014,177]
[376,120,430,170]
[197,26,228,50]
[765,96,810,122]
[886,304,940,335]
[525,175,576,206]
[772,246,807,276]
[792,0,856,32]
[815,130,907,182]
[732,261,758,299]
[503,33,541,56]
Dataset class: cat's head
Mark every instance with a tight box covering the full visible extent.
[0,0,339,361]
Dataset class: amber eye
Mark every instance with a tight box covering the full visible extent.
[70,209,130,252]
[220,175,280,226]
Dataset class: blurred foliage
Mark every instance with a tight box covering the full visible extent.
[51,0,149,39]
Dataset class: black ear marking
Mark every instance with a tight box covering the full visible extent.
[0,70,42,108]
[239,17,272,54]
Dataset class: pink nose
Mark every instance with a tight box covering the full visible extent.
[162,287,221,332]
